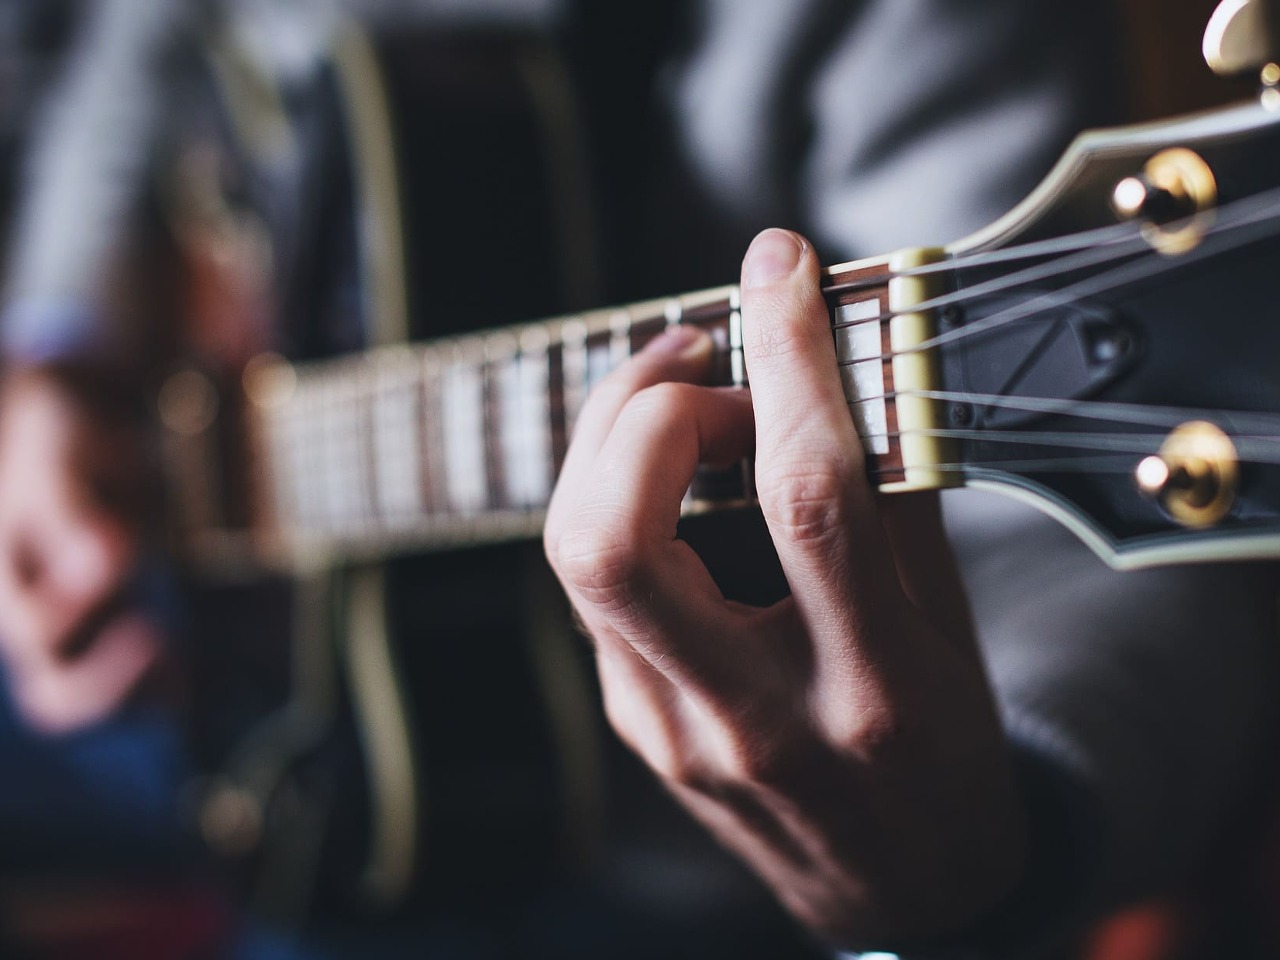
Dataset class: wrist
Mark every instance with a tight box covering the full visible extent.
[834,738,1104,960]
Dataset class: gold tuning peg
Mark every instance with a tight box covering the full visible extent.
[1203,0,1280,79]
[1134,421,1238,528]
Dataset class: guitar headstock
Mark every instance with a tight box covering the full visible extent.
[902,88,1280,568]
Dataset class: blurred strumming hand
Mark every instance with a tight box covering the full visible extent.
[0,366,161,734]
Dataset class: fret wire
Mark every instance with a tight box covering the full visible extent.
[627,313,668,355]
[317,374,336,531]
[733,286,755,497]
[682,292,735,326]
[421,347,444,517]
[484,332,518,512]
[728,286,745,388]
[298,376,319,530]
[310,387,327,530]
[330,374,350,532]
[371,348,423,519]
[547,334,570,478]
[519,325,555,508]
[344,369,372,533]
[560,316,588,440]
[330,366,349,531]
[586,329,613,397]
[664,297,683,328]
[267,381,300,534]
[579,306,617,337]
[260,267,901,549]
[609,309,631,369]
[248,200,1280,552]
[345,365,366,532]
[360,365,381,532]
[290,374,310,534]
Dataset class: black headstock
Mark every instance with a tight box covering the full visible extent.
[934,98,1280,567]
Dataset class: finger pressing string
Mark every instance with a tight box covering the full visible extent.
[740,229,910,682]
[546,324,713,553]
[552,383,760,696]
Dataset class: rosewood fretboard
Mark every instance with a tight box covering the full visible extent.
[224,260,900,565]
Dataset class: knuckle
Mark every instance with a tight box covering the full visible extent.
[597,353,649,394]
[718,711,809,788]
[725,736,792,788]
[553,512,645,609]
[598,683,645,754]
[541,513,563,565]
[618,381,691,431]
[756,460,857,548]
[592,358,679,414]
[836,705,907,763]
[603,697,714,792]
[653,749,717,794]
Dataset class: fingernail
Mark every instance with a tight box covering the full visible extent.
[644,325,708,358]
[742,229,803,289]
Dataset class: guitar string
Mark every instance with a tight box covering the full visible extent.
[555,184,1280,375]
[289,185,1280,401]
[763,186,1280,347]
[829,230,1153,331]
[841,390,1280,434]
[289,325,1280,457]
[292,185,1280,386]
[820,219,1146,297]
[870,455,1143,476]
[878,186,1280,357]
[281,189,1280,521]
[286,355,1280,501]
[853,426,1280,458]
[838,184,1278,360]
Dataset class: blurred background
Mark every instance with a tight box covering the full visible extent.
[0,1,1251,958]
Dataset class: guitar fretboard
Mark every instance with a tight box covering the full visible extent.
[242,258,903,563]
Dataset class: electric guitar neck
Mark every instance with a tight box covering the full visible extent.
[167,81,1280,574]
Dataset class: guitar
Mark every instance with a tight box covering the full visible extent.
[157,1,1280,944]
[163,22,616,923]
[177,80,1280,575]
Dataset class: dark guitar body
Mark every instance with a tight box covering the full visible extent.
[250,29,590,914]
[169,20,825,959]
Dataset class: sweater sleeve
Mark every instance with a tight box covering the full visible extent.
[664,0,1125,262]
[837,490,1277,960]
[2,0,194,363]
[933,490,1279,957]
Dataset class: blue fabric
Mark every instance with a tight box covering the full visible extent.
[0,296,104,365]
[232,923,330,960]
[0,661,198,876]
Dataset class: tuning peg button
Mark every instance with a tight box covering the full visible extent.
[1111,175,1189,224]
[1134,421,1238,528]
[1111,149,1217,254]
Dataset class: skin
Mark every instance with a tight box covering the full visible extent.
[0,226,1026,942]
[0,368,161,734]
[545,228,1026,947]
